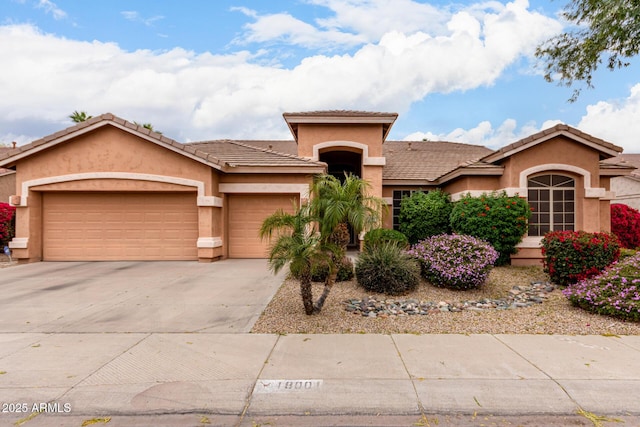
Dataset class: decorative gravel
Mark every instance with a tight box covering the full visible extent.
[251,266,640,335]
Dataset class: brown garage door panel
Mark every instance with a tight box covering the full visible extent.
[228,194,298,259]
[43,192,198,261]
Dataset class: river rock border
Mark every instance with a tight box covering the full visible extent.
[344,281,555,318]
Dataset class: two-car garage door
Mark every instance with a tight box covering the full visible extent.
[42,192,198,261]
[41,192,298,260]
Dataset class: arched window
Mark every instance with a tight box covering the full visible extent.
[527,174,575,236]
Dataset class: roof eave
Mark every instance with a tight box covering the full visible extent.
[222,165,327,174]
[0,118,227,172]
[481,127,622,164]
[436,166,505,184]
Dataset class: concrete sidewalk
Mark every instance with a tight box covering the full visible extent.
[0,333,638,426]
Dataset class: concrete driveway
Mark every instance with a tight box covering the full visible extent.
[0,260,285,333]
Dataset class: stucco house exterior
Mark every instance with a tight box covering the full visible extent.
[611,154,640,210]
[0,145,16,203]
[0,110,634,265]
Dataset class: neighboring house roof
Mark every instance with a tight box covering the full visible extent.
[0,114,326,174]
[0,146,13,175]
[619,154,640,177]
[382,140,494,183]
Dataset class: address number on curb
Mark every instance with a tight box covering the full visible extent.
[254,379,323,394]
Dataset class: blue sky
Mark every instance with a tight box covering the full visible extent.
[2,0,639,152]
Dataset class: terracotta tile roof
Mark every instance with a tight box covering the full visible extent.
[382,140,494,182]
[0,114,324,173]
[186,140,325,168]
[482,124,622,163]
[283,110,399,118]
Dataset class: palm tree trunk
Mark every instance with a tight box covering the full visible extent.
[313,255,339,313]
[299,273,314,315]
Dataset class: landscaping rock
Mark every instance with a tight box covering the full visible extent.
[343,282,555,317]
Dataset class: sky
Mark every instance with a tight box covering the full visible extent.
[1,0,639,152]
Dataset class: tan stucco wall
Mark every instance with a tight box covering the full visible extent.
[296,124,385,158]
[443,176,500,195]
[611,176,640,211]
[498,136,600,189]
[0,171,15,203]
[10,125,222,262]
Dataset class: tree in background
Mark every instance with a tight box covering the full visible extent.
[536,0,640,101]
[69,111,92,123]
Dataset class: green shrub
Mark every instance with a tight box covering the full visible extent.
[309,256,354,282]
[563,252,640,322]
[450,191,531,265]
[541,230,620,286]
[355,243,421,295]
[363,228,409,251]
[408,234,498,290]
[398,190,452,244]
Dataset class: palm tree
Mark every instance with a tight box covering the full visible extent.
[69,111,92,123]
[134,122,162,134]
[259,203,336,315]
[309,173,384,313]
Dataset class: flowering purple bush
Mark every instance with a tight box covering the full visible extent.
[408,234,499,290]
[563,251,640,322]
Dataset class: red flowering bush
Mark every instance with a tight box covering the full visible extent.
[541,230,620,286]
[0,202,16,246]
[611,203,640,249]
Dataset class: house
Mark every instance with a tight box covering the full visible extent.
[611,154,640,210]
[0,144,16,203]
[0,111,634,265]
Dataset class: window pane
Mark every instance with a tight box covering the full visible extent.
[540,214,550,224]
[554,213,564,223]
[552,175,573,187]
[540,190,550,202]
[553,189,564,201]
[530,175,551,187]
[540,202,550,213]
[528,189,539,201]
[530,225,540,236]
[540,224,550,235]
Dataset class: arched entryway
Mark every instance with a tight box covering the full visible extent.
[319,149,363,247]
[319,150,362,179]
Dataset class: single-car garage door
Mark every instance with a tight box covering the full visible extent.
[43,192,198,261]
[227,194,298,258]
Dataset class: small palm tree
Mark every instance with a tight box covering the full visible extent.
[134,122,162,134]
[309,174,384,313]
[260,203,336,315]
[69,111,92,123]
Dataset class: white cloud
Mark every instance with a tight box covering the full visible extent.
[234,10,365,48]
[403,118,562,148]
[0,1,562,145]
[121,10,164,27]
[35,0,66,20]
[578,84,640,153]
